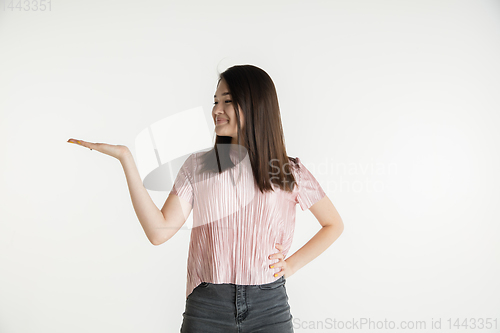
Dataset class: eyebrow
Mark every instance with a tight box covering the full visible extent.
[214,92,231,98]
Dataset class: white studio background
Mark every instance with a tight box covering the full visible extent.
[1,0,499,332]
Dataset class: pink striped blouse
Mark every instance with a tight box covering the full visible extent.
[169,147,326,299]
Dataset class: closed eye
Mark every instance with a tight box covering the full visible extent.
[213,100,232,105]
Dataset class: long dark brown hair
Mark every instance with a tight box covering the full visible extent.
[198,64,298,194]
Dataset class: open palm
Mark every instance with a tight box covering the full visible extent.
[67,138,129,160]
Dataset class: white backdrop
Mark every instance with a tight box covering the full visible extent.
[1,0,499,332]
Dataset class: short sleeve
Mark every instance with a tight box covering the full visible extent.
[295,157,326,211]
[169,155,194,206]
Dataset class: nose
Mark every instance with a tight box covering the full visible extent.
[213,107,225,117]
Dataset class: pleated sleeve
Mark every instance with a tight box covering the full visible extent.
[169,154,194,206]
[295,157,326,211]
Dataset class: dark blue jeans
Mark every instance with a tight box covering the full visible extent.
[180,276,294,332]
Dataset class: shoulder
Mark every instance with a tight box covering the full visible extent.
[181,153,196,166]
[187,151,207,164]
[287,156,302,178]
[287,156,302,170]
[178,153,198,174]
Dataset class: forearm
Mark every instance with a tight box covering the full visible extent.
[119,150,165,245]
[285,224,343,276]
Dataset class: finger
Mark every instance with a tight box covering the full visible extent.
[270,264,285,275]
[68,139,94,151]
[274,267,284,277]
[269,252,281,260]
[68,139,87,146]
[269,252,283,261]
[269,261,281,269]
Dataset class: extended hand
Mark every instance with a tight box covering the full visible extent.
[67,138,130,161]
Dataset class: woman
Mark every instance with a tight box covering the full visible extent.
[67,64,344,333]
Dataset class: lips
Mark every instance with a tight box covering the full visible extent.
[216,118,228,124]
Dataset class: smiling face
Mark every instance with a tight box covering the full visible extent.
[212,79,245,145]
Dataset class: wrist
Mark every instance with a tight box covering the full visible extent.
[285,257,297,277]
[119,147,133,163]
